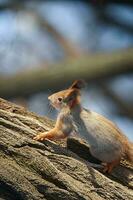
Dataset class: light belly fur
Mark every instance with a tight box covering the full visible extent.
[72,109,125,162]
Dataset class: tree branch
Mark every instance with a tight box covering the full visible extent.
[29,10,81,58]
[99,9,133,35]
[99,83,133,119]
[0,98,132,199]
[0,48,133,98]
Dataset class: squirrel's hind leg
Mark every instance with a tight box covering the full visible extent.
[103,158,121,174]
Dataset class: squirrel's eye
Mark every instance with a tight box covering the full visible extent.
[58,97,62,102]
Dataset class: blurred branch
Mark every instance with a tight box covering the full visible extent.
[91,4,133,35]
[98,9,133,35]
[0,48,133,99]
[29,10,81,58]
[0,1,81,58]
[0,1,133,10]
[0,1,24,10]
[87,0,133,6]
[100,83,133,119]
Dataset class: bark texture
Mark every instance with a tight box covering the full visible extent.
[0,98,133,200]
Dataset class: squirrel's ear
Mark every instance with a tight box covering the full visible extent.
[69,80,86,90]
[64,89,79,103]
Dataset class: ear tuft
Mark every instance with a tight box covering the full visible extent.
[70,80,86,89]
[64,89,79,103]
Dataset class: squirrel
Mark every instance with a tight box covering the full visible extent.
[33,102,77,141]
[34,80,133,173]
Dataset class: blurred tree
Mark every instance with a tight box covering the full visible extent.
[0,0,133,125]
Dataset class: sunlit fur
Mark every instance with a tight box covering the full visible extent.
[47,80,133,173]
[48,89,81,110]
[34,80,133,173]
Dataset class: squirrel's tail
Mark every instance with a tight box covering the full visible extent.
[125,142,133,163]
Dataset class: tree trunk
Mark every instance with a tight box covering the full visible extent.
[0,98,133,200]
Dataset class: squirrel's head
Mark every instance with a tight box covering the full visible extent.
[48,80,85,110]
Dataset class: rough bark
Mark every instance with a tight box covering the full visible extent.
[0,98,133,200]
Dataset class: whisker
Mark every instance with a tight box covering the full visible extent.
[47,103,54,116]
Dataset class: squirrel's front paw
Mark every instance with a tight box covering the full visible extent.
[33,132,47,141]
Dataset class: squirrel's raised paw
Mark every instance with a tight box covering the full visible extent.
[33,132,47,141]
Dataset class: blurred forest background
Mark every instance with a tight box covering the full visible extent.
[0,0,133,141]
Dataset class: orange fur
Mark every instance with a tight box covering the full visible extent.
[103,159,121,174]
[33,80,133,173]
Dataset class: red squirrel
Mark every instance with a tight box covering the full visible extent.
[34,80,133,173]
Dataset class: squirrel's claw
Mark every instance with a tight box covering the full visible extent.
[33,132,47,141]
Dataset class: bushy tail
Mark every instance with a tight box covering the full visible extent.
[125,142,133,163]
